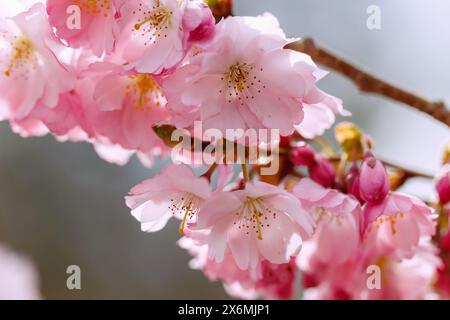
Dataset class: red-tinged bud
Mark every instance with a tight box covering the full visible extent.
[346,165,363,202]
[290,145,316,167]
[310,158,336,188]
[302,273,318,289]
[359,157,389,203]
[185,4,215,43]
[279,136,292,149]
[440,230,450,252]
[436,173,450,205]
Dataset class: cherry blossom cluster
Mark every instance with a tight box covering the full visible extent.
[126,123,443,300]
[0,0,448,300]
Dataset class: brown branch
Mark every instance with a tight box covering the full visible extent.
[152,125,276,162]
[285,38,450,128]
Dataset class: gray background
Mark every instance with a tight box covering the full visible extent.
[0,0,449,299]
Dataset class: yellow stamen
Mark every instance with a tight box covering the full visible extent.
[247,198,263,240]
[134,17,153,30]
[134,9,173,31]
[4,37,34,77]
[178,205,191,236]
[74,0,111,17]
[126,75,162,111]
[226,62,250,94]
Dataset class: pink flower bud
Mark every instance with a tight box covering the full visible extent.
[345,165,363,203]
[185,4,215,43]
[359,157,389,203]
[279,136,291,148]
[436,173,450,205]
[290,145,316,167]
[440,230,450,252]
[310,158,336,188]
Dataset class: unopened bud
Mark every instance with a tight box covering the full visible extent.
[186,4,215,43]
[359,157,389,203]
[440,231,450,252]
[436,172,450,205]
[345,165,363,202]
[310,158,336,188]
[290,145,316,167]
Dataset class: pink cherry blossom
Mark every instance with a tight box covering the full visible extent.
[184,1,215,44]
[92,141,135,166]
[178,235,254,286]
[11,89,94,139]
[164,14,333,136]
[363,192,436,260]
[295,92,350,139]
[0,3,74,120]
[179,236,297,300]
[223,259,298,300]
[79,72,170,154]
[299,239,440,300]
[46,0,117,56]
[297,241,362,299]
[196,181,314,270]
[252,258,297,299]
[126,164,212,233]
[360,242,441,300]
[292,178,362,264]
[0,245,41,300]
[112,0,195,74]
[0,0,45,19]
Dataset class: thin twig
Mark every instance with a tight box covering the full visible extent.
[285,38,450,128]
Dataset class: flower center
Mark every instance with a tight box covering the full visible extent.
[125,75,163,111]
[226,62,250,94]
[132,2,173,46]
[74,0,111,17]
[371,212,405,235]
[311,207,346,227]
[4,37,36,78]
[168,192,203,235]
[222,62,266,105]
[233,197,276,240]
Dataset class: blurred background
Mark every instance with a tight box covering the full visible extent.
[0,0,449,299]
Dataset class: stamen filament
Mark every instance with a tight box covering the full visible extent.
[247,198,263,240]
[178,204,191,236]
[134,17,153,30]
